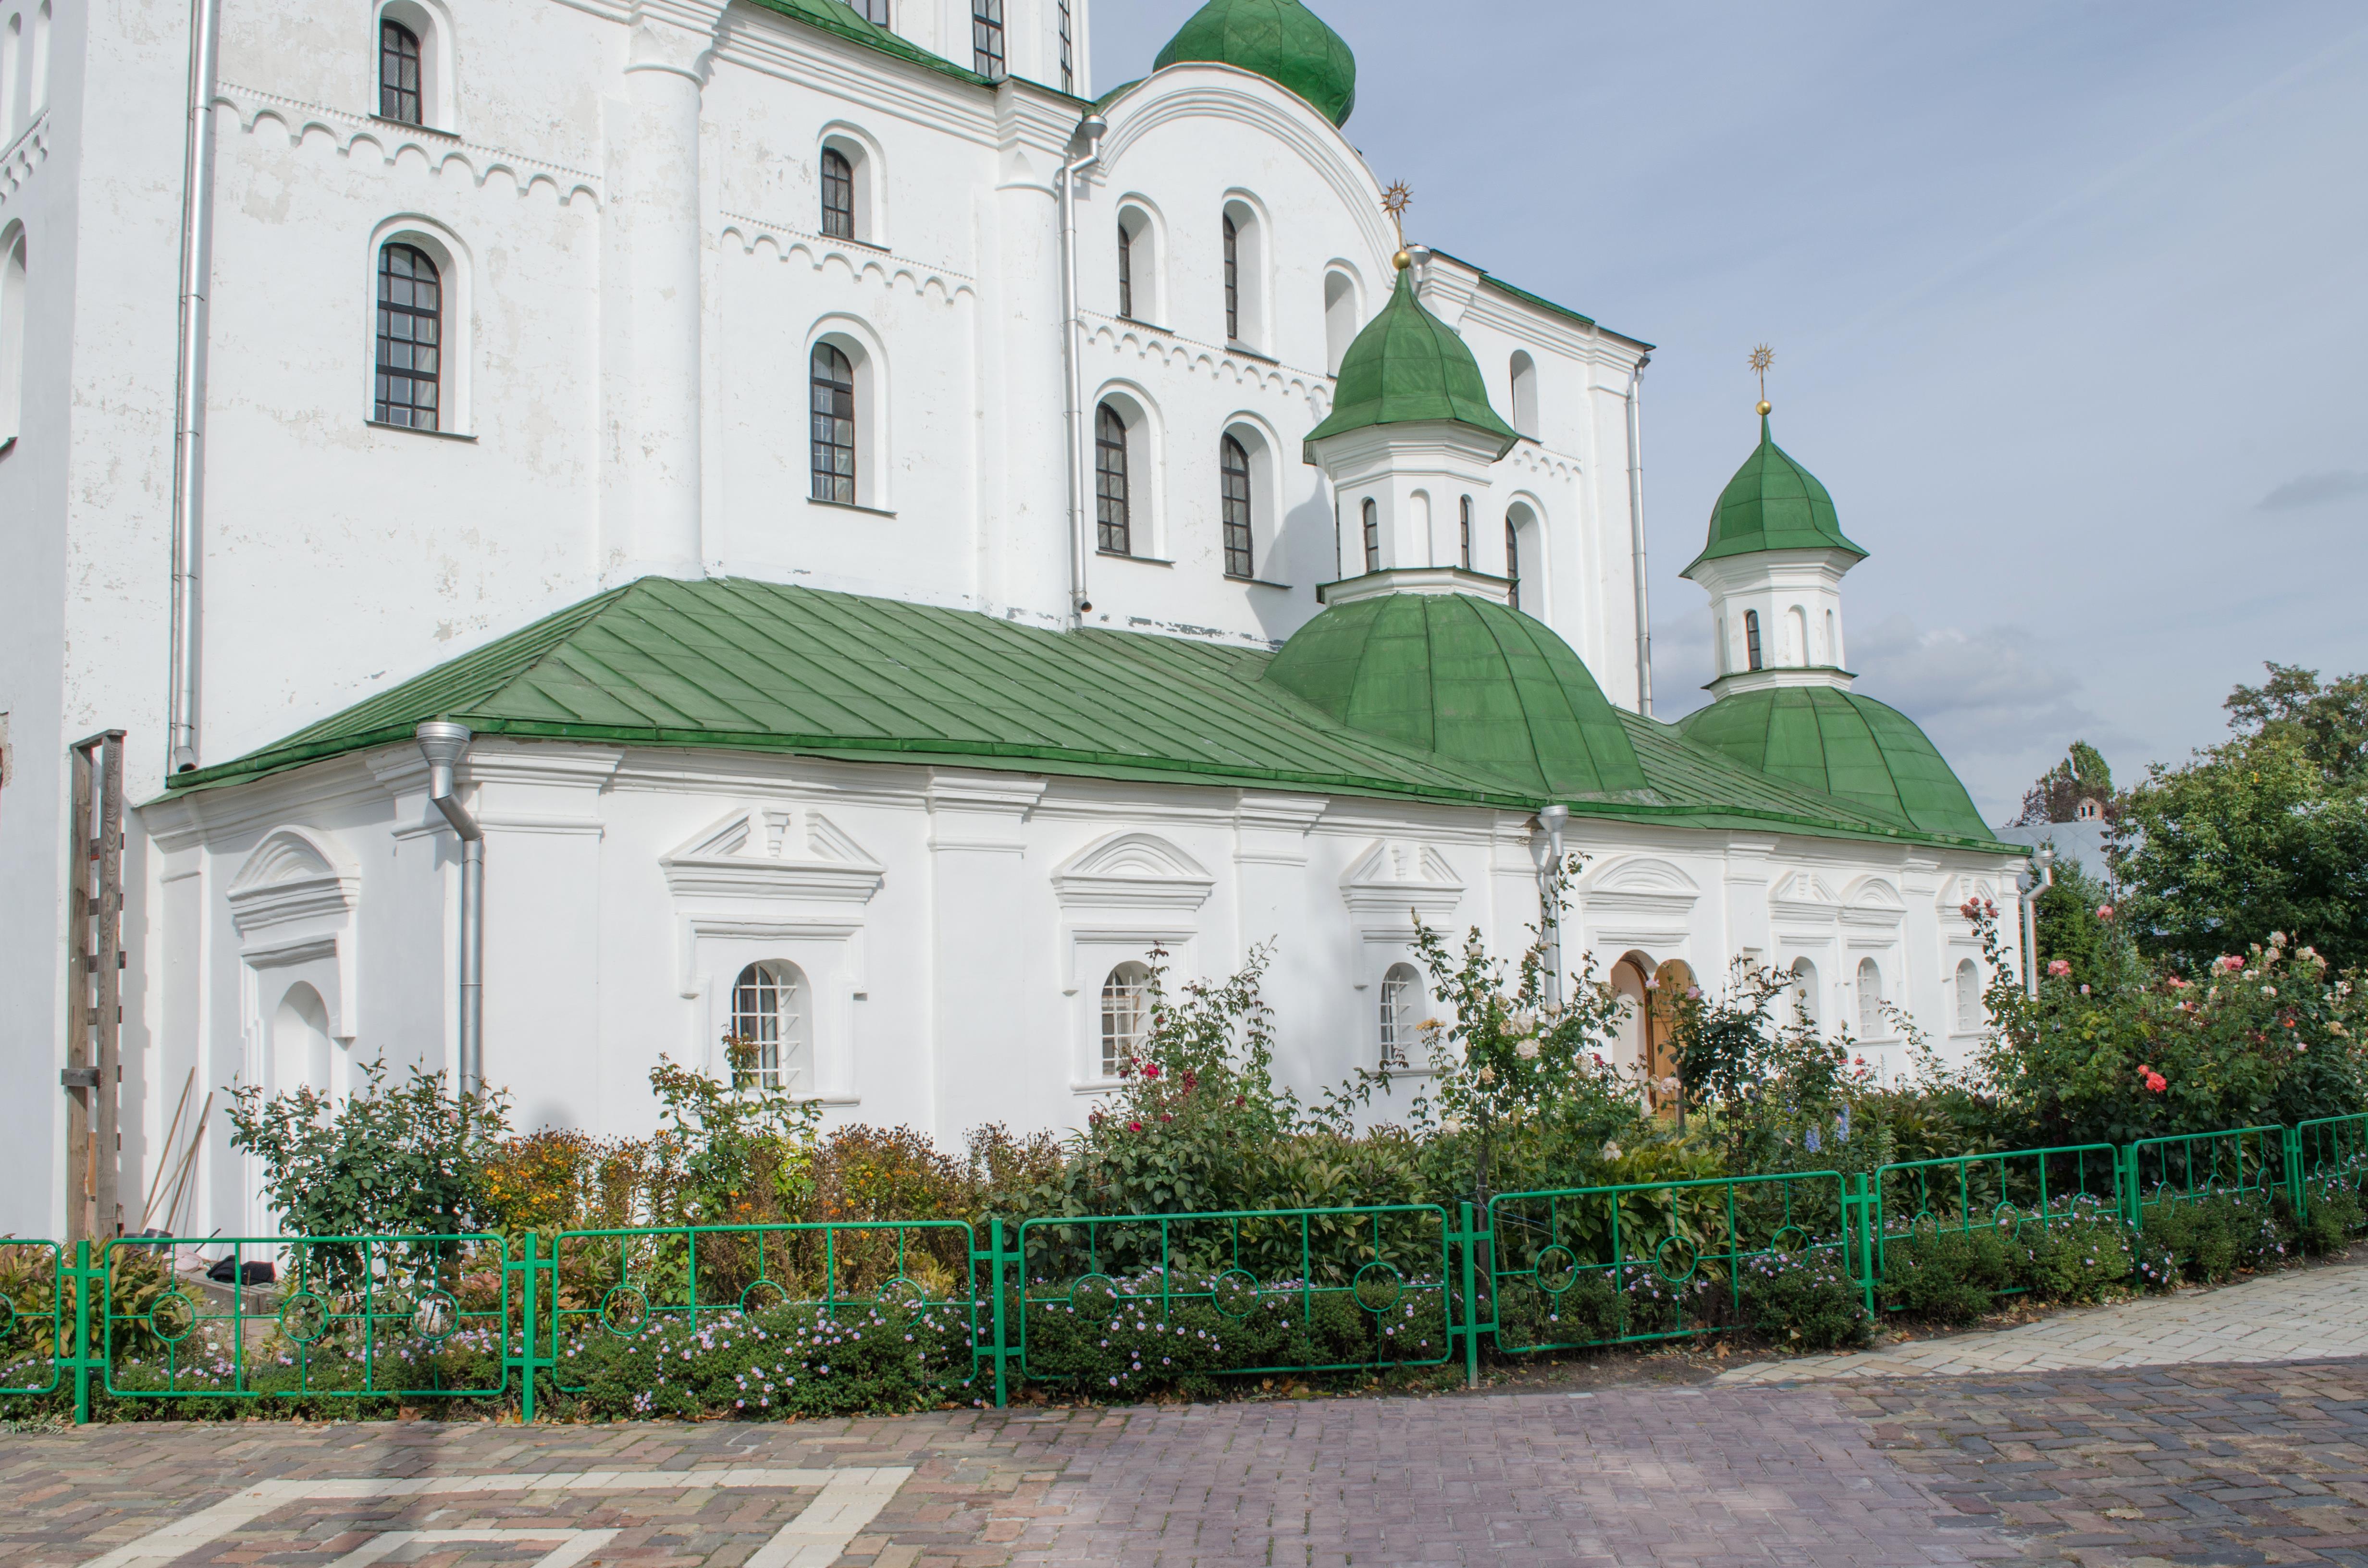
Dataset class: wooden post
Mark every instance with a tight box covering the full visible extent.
[65,731,127,1246]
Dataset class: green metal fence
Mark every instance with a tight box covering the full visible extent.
[0,1240,62,1397]
[1486,1170,1873,1355]
[2124,1126,2289,1232]
[548,1219,991,1402]
[2292,1115,2368,1228]
[100,1234,509,1408]
[1873,1144,2122,1296]
[1014,1204,1455,1391]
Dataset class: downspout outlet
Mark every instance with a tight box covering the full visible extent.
[417,722,485,1102]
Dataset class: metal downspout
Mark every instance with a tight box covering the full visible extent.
[1058,115,1106,628]
[2021,844,2055,999]
[1624,354,1653,718]
[417,723,484,1100]
[166,0,222,773]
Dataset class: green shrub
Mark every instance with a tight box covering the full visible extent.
[1880,1226,2012,1323]
[556,1298,974,1419]
[1739,1250,1867,1351]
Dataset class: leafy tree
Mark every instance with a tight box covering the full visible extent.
[2033,859,2121,986]
[642,1039,824,1225]
[2115,666,2368,972]
[2013,740,2118,826]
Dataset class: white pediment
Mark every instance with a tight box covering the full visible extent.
[1581,857,1702,921]
[1940,874,2000,915]
[1051,832,1215,911]
[1771,869,1843,927]
[1340,839,1465,917]
[1841,874,1907,931]
[226,827,360,938]
[661,806,884,904]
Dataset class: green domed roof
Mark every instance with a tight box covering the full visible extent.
[1675,686,1986,839]
[1154,0,1357,127]
[1264,592,1648,800]
[1683,416,1867,576]
[1304,269,1518,458]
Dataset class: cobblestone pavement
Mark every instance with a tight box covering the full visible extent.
[1717,1264,2368,1385]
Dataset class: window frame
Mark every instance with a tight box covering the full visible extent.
[820,146,855,240]
[1954,958,1982,1034]
[1744,609,1764,671]
[1505,519,1520,611]
[1856,957,1885,1038]
[1509,350,1539,436]
[1117,219,1133,319]
[1459,495,1472,570]
[373,0,451,133]
[1095,401,1131,556]
[378,17,422,126]
[970,0,1004,79]
[1361,497,1379,574]
[810,341,858,505]
[1222,213,1240,343]
[373,240,443,431]
[729,961,809,1092]
[1379,962,1423,1069]
[1220,433,1255,580]
[1099,961,1152,1078]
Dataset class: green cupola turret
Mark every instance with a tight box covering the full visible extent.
[1155,0,1358,127]
[1304,266,1516,458]
[1684,414,1867,576]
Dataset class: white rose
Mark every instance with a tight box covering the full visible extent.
[1515,1040,1541,1060]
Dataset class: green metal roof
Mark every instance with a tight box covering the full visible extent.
[1675,685,1991,841]
[164,577,2007,851]
[1154,0,1357,126]
[1304,269,1517,458]
[1684,415,1867,576]
[1262,592,1648,801]
[740,0,993,87]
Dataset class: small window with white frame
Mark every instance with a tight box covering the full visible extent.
[374,0,449,131]
[1855,956,1884,1038]
[1100,962,1151,1077]
[730,960,810,1091]
[1955,957,1981,1034]
[1379,962,1423,1069]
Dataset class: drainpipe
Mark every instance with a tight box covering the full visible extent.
[2020,842,2055,999]
[1624,353,1653,718]
[1057,113,1107,628]
[1538,803,1569,1006]
[166,0,224,773]
[416,723,483,1101]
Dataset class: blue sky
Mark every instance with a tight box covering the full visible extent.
[1093,1,2368,821]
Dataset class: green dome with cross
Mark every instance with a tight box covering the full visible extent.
[1683,415,1868,576]
[1154,0,1358,127]
[1304,267,1518,459]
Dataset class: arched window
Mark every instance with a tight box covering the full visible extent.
[1100,962,1151,1077]
[273,983,338,1100]
[730,961,809,1091]
[1220,434,1254,579]
[820,147,854,239]
[1459,495,1472,569]
[1505,519,1520,611]
[2,15,22,136]
[1117,220,1134,319]
[1955,958,1981,1033]
[1361,497,1379,574]
[1324,268,1357,375]
[1379,962,1423,1068]
[1855,957,1883,1038]
[1787,605,1809,667]
[1509,350,1538,434]
[1095,402,1130,555]
[1222,213,1240,343]
[1057,0,1073,94]
[1789,957,1820,1027]
[1743,609,1764,671]
[1826,608,1840,666]
[379,17,422,124]
[30,2,49,119]
[0,224,24,449]
[374,242,441,429]
[970,0,1004,79]
[809,343,857,503]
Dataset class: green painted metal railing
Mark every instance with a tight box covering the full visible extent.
[546,1219,991,1403]
[2124,1126,2289,1231]
[1486,1170,1877,1355]
[1014,1204,1455,1388]
[0,1240,64,1401]
[1873,1144,2122,1296]
[2291,1115,2368,1229]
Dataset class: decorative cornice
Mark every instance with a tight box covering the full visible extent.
[1080,312,1332,411]
[1052,831,1215,911]
[0,112,48,208]
[216,83,603,208]
[1340,838,1465,917]
[661,805,885,904]
[720,212,976,303]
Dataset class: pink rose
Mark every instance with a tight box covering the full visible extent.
[2097,904,2114,920]
[2219,956,2245,972]
[2047,959,2072,978]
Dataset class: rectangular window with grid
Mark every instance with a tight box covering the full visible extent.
[811,344,857,503]
[1362,498,1379,574]
[374,243,440,429]
[379,20,421,125]
[1058,0,1073,93]
[971,0,1004,79]
[1117,222,1133,319]
[1221,436,1255,579]
[1096,404,1130,555]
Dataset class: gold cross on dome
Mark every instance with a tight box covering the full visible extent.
[1381,182,1412,250]
[1749,343,1774,415]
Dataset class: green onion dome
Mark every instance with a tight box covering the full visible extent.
[1304,268,1518,457]
[1683,415,1868,576]
[1264,592,1648,800]
[1675,686,1989,839]
[1154,0,1358,127]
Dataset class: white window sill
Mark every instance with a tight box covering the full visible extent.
[367,419,477,442]
[808,496,897,518]
[1098,550,1172,566]
[1071,1079,1127,1097]
[1226,341,1279,365]
[1232,575,1293,591]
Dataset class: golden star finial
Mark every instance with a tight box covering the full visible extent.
[1749,344,1774,415]
[1382,182,1413,269]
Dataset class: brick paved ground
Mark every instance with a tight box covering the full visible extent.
[12,1263,2368,1566]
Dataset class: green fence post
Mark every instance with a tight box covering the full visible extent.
[1457,1202,1482,1390]
[521,1231,539,1425]
[2119,1143,2138,1234]
[988,1219,1010,1409]
[2286,1126,2306,1223]
[71,1240,92,1426]
[1849,1173,1876,1322]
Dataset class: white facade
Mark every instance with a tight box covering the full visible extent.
[0,0,2021,1239]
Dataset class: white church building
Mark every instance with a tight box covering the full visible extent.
[0,0,2025,1239]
